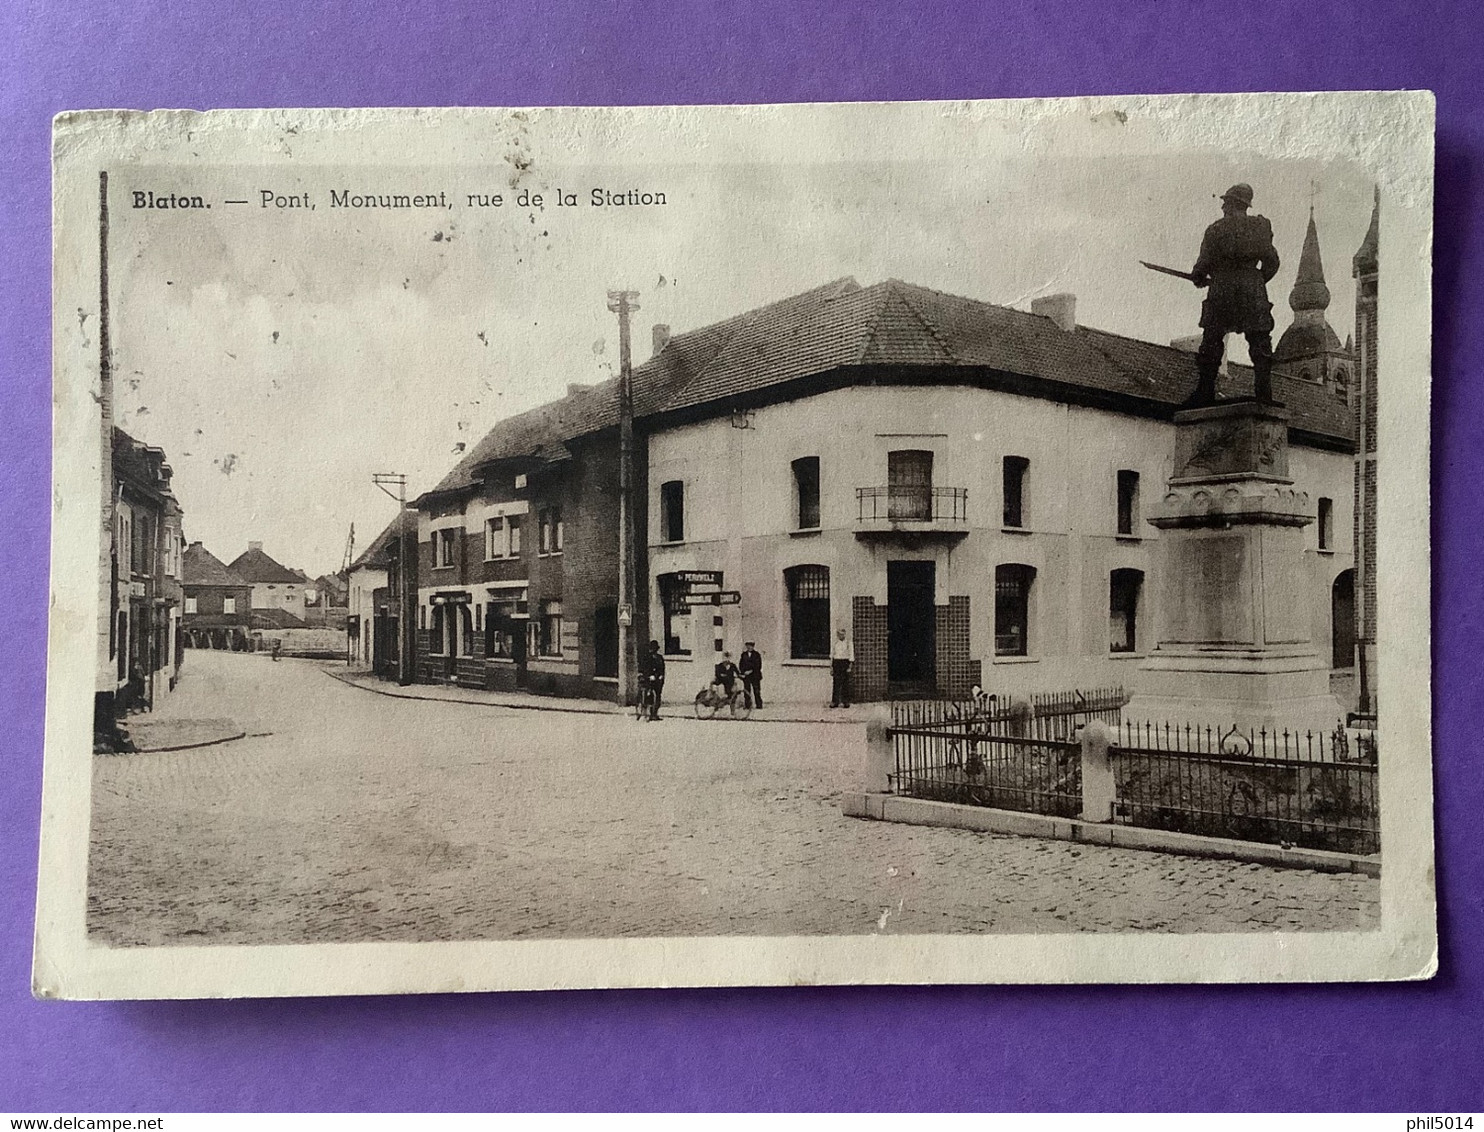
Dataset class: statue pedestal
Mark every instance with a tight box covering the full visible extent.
[1126,402,1344,733]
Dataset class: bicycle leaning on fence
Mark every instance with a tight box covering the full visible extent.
[694,681,752,721]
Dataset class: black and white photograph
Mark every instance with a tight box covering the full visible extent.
[36,94,1435,998]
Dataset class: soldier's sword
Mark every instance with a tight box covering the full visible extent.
[1140,260,1200,283]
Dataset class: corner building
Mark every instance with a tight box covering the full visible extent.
[643,279,1357,704]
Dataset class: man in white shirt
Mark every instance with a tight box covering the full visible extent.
[829,627,854,708]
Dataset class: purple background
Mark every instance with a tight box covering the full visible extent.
[3,0,1480,1112]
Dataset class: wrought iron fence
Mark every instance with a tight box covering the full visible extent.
[888,688,1126,817]
[856,485,968,523]
[885,688,1379,856]
[1110,720,1380,855]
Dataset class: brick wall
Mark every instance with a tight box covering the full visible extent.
[935,595,980,699]
[852,595,888,701]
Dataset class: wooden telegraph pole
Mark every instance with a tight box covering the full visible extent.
[608,289,640,707]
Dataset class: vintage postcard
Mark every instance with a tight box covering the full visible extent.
[36,93,1435,998]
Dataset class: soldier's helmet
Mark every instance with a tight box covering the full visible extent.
[1220,183,1255,208]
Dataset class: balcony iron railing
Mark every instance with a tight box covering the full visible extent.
[856,485,968,523]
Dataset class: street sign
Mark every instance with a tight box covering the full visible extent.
[680,590,741,607]
[674,570,723,586]
[617,603,632,627]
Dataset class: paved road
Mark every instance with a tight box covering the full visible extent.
[89,650,1379,945]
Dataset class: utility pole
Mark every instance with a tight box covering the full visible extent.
[373,473,414,686]
[608,289,639,707]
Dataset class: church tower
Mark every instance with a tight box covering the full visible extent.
[1274,207,1356,400]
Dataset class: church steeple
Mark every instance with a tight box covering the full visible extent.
[1289,207,1332,313]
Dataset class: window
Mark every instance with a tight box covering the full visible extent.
[1318,497,1334,550]
[539,506,564,555]
[792,457,821,529]
[508,515,522,557]
[785,564,831,659]
[434,528,458,568]
[888,450,933,520]
[460,605,476,656]
[1003,456,1029,528]
[657,573,693,655]
[1117,470,1140,536]
[539,600,563,656]
[185,596,198,614]
[486,516,505,559]
[660,480,685,543]
[1109,568,1143,653]
[223,597,236,615]
[994,563,1035,656]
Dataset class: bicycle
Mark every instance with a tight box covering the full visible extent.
[634,678,661,721]
[694,682,752,721]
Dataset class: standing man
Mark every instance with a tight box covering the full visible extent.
[830,626,854,709]
[640,638,666,720]
[1186,183,1282,407]
[739,640,764,710]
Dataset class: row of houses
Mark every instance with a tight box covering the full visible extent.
[180,541,349,649]
[346,202,1378,707]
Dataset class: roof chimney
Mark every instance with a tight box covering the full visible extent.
[652,323,671,357]
[248,541,263,553]
[1031,293,1076,332]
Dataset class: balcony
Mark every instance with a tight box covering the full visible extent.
[855,486,969,540]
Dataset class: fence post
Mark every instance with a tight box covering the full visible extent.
[863,719,894,793]
[1079,720,1115,822]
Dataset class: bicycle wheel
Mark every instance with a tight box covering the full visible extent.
[729,692,752,721]
[694,691,718,720]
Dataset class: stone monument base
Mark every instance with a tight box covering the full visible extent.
[1125,647,1345,735]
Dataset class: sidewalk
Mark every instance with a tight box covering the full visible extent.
[325,664,886,724]
[117,716,246,753]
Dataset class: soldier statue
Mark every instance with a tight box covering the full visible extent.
[1185,183,1282,407]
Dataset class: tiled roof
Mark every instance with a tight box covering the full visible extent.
[423,279,860,496]
[421,277,1354,501]
[349,510,417,571]
[182,542,248,587]
[227,546,304,584]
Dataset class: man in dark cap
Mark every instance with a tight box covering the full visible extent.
[1186,183,1282,406]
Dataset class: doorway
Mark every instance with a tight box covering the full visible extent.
[887,560,937,694]
[1331,570,1356,669]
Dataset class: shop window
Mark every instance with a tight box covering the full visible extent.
[1109,568,1143,653]
[1117,470,1140,536]
[660,480,685,543]
[785,564,831,659]
[793,456,821,530]
[657,573,693,655]
[539,600,563,656]
[1003,456,1029,529]
[994,563,1035,656]
[459,605,476,656]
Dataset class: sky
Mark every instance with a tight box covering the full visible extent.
[109,149,1374,576]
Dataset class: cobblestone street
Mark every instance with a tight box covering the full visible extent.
[88,651,1379,945]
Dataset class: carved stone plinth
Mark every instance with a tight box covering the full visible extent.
[1126,402,1344,733]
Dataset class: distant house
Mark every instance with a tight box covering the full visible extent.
[303,571,349,629]
[181,542,253,650]
[228,542,309,618]
[347,510,416,676]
